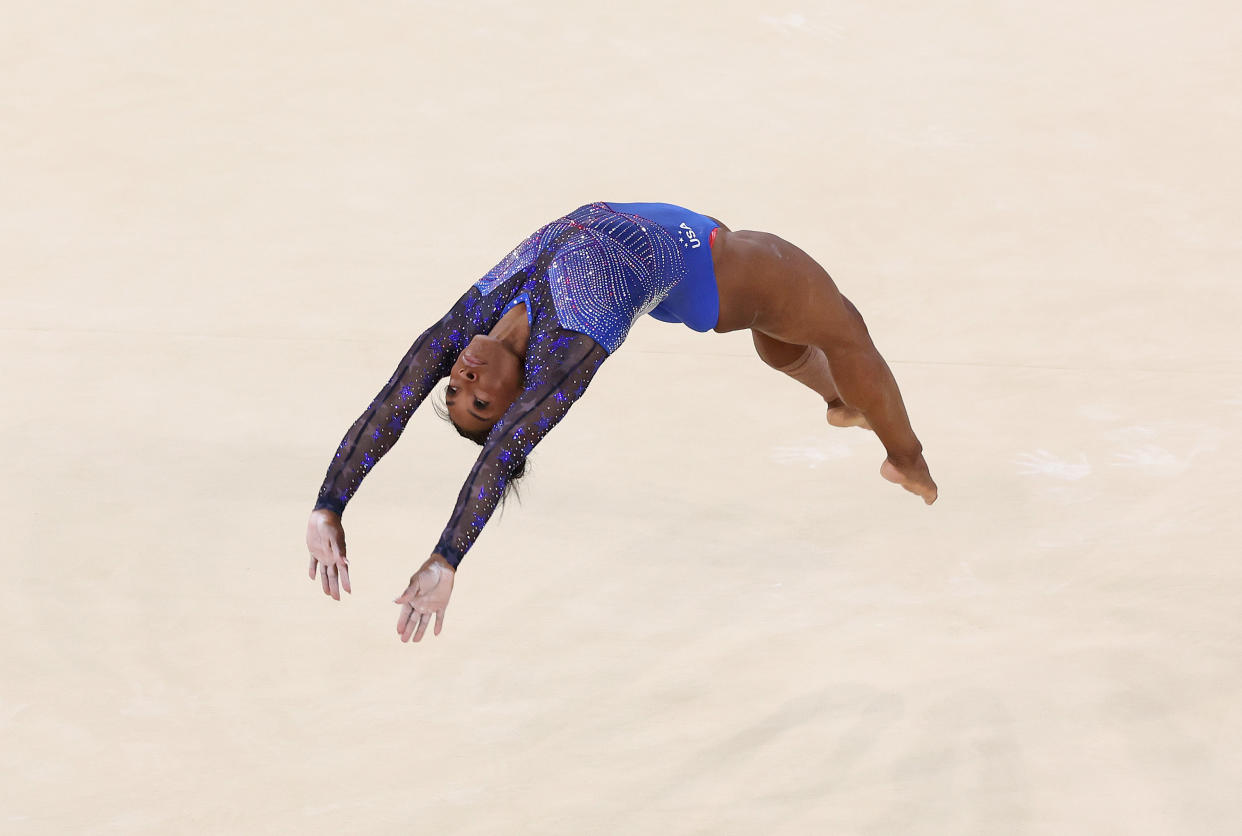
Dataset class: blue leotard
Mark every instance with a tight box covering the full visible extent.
[314,202,722,567]
[604,202,721,334]
[476,201,721,351]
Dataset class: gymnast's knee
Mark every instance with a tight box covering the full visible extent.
[752,330,813,372]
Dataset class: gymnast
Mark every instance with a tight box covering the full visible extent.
[306,202,937,642]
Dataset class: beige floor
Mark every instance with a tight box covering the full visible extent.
[4,2,1241,834]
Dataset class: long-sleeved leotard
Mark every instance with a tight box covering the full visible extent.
[313,202,722,568]
[312,255,609,568]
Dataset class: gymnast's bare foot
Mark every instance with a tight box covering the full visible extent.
[826,398,872,430]
[881,454,938,505]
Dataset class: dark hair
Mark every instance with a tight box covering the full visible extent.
[432,394,526,504]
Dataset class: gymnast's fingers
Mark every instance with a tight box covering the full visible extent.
[327,563,340,601]
[401,609,421,643]
[412,612,431,643]
[393,576,420,607]
[433,609,445,636]
[338,561,351,595]
[321,564,331,596]
[329,536,348,569]
[396,601,414,636]
[308,556,317,580]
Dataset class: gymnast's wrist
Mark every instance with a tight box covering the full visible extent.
[427,553,455,573]
[434,541,465,570]
[313,497,346,517]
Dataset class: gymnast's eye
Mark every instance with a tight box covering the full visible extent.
[474,399,489,410]
[446,385,457,396]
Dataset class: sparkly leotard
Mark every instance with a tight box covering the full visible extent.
[313,202,721,567]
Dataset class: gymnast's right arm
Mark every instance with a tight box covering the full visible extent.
[392,332,610,643]
[305,298,473,600]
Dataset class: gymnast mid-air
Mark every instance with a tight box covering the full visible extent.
[306,201,937,642]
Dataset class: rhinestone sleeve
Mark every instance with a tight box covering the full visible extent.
[432,331,608,568]
[312,289,493,516]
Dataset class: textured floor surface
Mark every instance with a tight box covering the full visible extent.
[4,2,1241,833]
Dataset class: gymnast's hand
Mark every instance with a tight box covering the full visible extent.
[394,554,455,643]
[306,508,351,600]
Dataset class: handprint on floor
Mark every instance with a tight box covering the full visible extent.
[1015,450,1091,481]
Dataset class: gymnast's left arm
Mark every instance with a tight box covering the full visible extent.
[393,332,610,643]
[307,296,474,601]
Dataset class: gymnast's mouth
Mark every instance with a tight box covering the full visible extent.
[462,351,485,367]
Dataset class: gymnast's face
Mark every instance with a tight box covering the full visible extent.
[445,335,523,435]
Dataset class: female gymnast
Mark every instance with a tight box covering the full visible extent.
[305,202,937,643]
